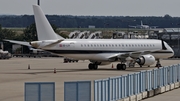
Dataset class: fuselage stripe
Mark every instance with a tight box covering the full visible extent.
[46,50,173,54]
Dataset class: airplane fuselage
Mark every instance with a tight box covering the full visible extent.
[32,39,174,61]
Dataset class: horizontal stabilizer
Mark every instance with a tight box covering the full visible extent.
[3,39,31,46]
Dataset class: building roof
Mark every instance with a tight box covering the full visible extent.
[164,28,180,33]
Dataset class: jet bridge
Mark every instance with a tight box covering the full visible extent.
[77,31,90,39]
[88,31,102,39]
[68,31,80,39]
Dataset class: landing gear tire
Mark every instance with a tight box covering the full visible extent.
[88,63,98,70]
[116,64,126,70]
[122,64,126,70]
[117,64,122,70]
[94,65,98,70]
[88,63,93,70]
[155,64,162,67]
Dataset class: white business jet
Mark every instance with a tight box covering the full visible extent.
[6,5,174,70]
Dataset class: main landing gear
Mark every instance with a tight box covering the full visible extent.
[88,63,98,70]
[116,64,126,70]
[88,62,127,70]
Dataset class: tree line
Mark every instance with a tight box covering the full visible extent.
[0,14,180,28]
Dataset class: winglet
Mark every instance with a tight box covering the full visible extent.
[33,5,64,40]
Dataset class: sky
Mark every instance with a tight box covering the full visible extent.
[0,0,180,17]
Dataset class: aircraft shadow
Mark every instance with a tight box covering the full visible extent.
[13,67,148,74]
[2,66,157,75]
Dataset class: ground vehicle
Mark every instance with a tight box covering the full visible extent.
[64,57,79,63]
[0,50,12,59]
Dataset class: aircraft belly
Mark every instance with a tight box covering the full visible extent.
[91,53,115,61]
[62,53,111,61]
[62,54,94,60]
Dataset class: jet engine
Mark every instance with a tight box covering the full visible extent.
[136,54,155,66]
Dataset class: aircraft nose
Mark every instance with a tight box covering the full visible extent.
[164,41,174,57]
[168,45,174,57]
[171,48,174,57]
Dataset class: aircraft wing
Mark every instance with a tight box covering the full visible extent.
[4,39,31,46]
[108,50,157,61]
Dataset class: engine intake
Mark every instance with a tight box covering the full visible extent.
[136,54,155,66]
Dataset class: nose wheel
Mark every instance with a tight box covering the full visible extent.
[88,63,98,70]
[116,64,126,70]
[155,59,162,67]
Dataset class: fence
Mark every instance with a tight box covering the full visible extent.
[25,82,55,101]
[94,64,180,101]
[64,81,91,101]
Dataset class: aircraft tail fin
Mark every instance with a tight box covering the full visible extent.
[33,5,64,41]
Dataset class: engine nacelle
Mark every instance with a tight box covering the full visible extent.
[136,54,155,66]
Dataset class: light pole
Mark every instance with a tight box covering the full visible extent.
[177,23,180,57]
[37,0,40,5]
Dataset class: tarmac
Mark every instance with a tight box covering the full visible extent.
[0,57,180,101]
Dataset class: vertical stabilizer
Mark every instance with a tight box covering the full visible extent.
[33,5,64,40]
